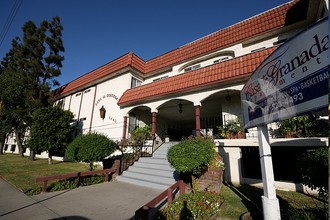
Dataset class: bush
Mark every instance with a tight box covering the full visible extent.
[154,191,223,220]
[297,146,328,201]
[167,136,215,175]
[66,132,117,170]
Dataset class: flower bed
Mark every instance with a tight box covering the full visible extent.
[153,191,223,220]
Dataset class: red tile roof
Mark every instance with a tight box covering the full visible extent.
[55,0,301,96]
[118,47,277,106]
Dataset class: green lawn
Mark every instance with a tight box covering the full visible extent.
[0,153,328,219]
[0,153,92,192]
[218,183,327,219]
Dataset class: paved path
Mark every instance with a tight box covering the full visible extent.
[0,178,162,220]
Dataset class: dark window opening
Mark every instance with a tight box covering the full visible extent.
[10,145,16,152]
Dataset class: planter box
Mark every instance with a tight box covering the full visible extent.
[196,167,223,193]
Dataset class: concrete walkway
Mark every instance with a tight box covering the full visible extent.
[0,178,162,220]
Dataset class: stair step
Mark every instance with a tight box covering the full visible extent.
[117,142,180,191]
[134,162,174,170]
[116,176,172,190]
[128,166,175,177]
[122,171,176,185]
[138,157,170,165]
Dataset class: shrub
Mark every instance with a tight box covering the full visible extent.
[297,146,328,201]
[167,136,215,175]
[66,132,117,170]
[130,125,152,146]
[154,191,223,220]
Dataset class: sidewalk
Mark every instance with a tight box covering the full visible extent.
[0,178,162,220]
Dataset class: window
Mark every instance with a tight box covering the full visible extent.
[57,100,64,109]
[131,77,142,88]
[214,57,229,64]
[128,114,138,133]
[84,89,91,94]
[10,145,16,152]
[79,117,87,121]
[251,47,266,53]
[184,64,201,73]
[4,144,8,151]
[153,76,168,82]
[75,92,82,97]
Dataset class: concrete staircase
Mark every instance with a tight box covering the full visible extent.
[116,142,179,190]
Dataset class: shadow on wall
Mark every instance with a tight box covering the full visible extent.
[217,146,231,183]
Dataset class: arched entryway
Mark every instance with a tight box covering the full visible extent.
[123,89,242,142]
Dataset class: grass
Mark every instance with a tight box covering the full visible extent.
[218,183,327,220]
[0,153,328,219]
[0,153,93,192]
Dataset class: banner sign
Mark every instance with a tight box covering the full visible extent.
[241,18,328,129]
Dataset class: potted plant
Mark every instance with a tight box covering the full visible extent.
[217,118,244,139]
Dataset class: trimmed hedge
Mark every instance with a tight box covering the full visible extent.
[66,132,117,170]
[167,136,215,175]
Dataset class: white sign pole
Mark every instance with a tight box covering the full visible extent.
[257,125,280,219]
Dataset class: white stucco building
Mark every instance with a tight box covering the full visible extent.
[4,0,328,189]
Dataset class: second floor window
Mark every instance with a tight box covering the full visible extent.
[131,77,142,88]
[184,64,201,73]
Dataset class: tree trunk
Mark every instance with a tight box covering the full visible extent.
[0,133,5,155]
[29,150,35,161]
[14,130,24,157]
[48,150,53,165]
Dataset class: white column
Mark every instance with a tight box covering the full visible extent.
[257,125,280,219]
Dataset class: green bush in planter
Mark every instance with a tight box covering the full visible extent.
[153,191,223,220]
[66,132,117,170]
[167,136,215,175]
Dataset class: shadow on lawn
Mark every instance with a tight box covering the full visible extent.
[225,183,327,220]
[224,183,263,220]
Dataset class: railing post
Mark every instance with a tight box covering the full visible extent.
[179,179,185,195]
[42,180,48,192]
[105,172,109,182]
[167,188,173,204]
[142,206,149,220]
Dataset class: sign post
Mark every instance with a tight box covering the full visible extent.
[241,18,328,219]
[257,125,280,219]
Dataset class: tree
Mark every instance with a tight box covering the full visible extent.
[66,133,117,170]
[0,68,32,156]
[26,106,74,164]
[0,16,64,158]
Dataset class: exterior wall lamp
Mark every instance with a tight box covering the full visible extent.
[99,105,106,120]
[178,101,183,114]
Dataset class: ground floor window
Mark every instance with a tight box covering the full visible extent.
[10,144,16,152]
[241,146,320,182]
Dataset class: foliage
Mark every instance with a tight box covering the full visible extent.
[209,153,225,170]
[217,118,242,138]
[154,191,223,220]
[66,132,117,170]
[130,125,152,146]
[0,16,64,157]
[47,175,104,192]
[26,106,74,163]
[276,115,327,137]
[167,136,215,175]
[0,69,32,155]
[297,146,328,201]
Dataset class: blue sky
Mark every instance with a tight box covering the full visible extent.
[0,0,290,87]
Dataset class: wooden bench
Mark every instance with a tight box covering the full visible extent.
[35,168,117,192]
